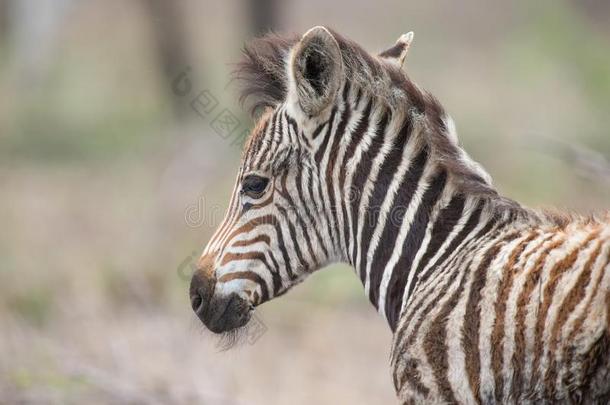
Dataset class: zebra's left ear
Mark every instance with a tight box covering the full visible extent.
[289,26,343,116]
[379,31,414,67]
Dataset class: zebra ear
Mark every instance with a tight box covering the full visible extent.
[290,26,343,116]
[379,31,414,67]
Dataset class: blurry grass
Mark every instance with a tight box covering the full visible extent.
[0,39,170,164]
[508,0,610,122]
[2,111,161,163]
[102,265,172,310]
[294,264,366,307]
[10,368,89,393]
[531,2,610,109]
[5,286,55,328]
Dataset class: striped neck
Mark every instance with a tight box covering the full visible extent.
[319,93,501,331]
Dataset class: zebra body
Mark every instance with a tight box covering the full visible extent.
[392,219,610,403]
[189,26,610,403]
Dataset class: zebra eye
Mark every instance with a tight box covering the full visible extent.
[241,175,269,199]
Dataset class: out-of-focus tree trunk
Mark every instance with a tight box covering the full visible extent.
[247,0,280,36]
[571,0,610,30]
[141,0,191,120]
[7,0,73,84]
[0,0,9,45]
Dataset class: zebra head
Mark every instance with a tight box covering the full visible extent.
[190,26,414,334]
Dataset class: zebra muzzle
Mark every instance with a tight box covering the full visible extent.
[190,260,251,333]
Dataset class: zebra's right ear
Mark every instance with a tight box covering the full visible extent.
[289,26,343,116]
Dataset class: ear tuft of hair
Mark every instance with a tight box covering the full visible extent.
[233,32,299,116]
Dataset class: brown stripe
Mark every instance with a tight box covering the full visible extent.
[209,208,232,251]
[220,251,270,268]
[220,250,278,297]
[394,359,430,397]
[217,270,269,302]
[209,182,241,249]
[561,247,610,388]
[423,258,473,403]
[510,237,565,399]
[394,211,494,368]
[396,249,465,391]
[491,231,540,402]
[529,230,599,394]
[393,212,502,379]
[544,238,603,397]
[248,193,275,210]
[232,234,271,247]
[463,232,520,403]
[220,215,275,253]
[522,234,557,263]
[550,240,604,352]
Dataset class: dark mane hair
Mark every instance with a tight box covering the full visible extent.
[234,28,427,116]
[234,32,299,115]
[234,28,539,221]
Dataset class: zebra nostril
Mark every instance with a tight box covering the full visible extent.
[191,290,204,313]
[190,265,216,316]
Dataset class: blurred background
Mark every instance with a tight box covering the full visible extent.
[0,0,609,403]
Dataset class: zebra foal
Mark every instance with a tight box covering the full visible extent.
[188,26,610,403]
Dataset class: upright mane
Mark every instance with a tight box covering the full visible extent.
[235,28,420,114]
[234,29,534,220]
